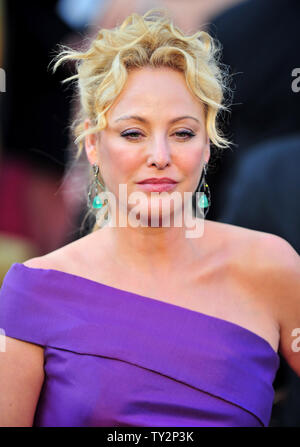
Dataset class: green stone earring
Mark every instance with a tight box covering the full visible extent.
[87,163,106,209]
[198,193,209,209]
[196,163,211,217]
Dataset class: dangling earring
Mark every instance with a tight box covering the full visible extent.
[87,163,109,227]
[196,162,211,218]
[87,163,105,209]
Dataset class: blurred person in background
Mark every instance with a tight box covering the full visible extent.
[0,0,85,282]
[88,0,245,35]
[206,0,300,222]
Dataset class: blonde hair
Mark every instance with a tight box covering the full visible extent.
[51,8,231,232]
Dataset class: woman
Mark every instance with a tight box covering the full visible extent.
[0,9,299,427]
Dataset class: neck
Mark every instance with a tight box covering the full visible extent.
[95,217,208,275]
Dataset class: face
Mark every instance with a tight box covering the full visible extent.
[85,66,210,226]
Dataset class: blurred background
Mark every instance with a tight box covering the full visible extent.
[0,0,299,426]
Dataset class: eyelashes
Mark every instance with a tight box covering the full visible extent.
[120,130,196,140]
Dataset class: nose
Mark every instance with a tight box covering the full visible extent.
[146,137,171,169]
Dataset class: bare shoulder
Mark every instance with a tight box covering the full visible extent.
[210,220,300,292]
[206,220,298,264]
[22,231,99,273]
[209,220,300,375]
[205,220,299,302]
[22,250,72,272]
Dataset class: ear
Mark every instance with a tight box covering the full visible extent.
[84,118,98,165]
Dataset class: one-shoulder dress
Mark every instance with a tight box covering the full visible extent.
[0,262,280,427]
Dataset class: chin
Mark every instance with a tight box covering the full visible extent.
[127,200,184,228]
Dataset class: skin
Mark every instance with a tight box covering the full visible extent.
[1,66,300,427]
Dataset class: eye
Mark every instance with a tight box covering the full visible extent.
[174,130,196,139]
[120,130,143,140]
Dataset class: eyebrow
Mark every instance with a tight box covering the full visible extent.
[114,115,200,124]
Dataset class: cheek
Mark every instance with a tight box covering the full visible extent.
[175,146,203,176]
[109,151,141,184]
[98,141,141,186]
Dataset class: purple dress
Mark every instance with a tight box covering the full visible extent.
[0,262,280,427]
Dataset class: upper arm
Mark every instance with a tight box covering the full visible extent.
[258,234,300,377]
[0,335,45,427]
[277,255,300,377]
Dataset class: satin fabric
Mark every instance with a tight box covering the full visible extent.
[0,263,280,427]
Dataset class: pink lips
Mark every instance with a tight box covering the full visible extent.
[137,177,177,184]
[136,177,178,192]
